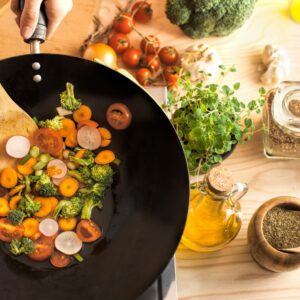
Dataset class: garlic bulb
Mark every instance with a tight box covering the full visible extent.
[181,43,222,82]
[260,44,290,85]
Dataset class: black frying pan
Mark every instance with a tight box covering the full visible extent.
[0,2,189,300]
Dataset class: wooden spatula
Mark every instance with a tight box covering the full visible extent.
[0,84,38,170]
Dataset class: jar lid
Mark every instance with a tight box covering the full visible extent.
[207,165,234,195]
[272,81,300,135]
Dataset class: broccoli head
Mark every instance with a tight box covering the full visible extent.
[68,166,93,185]
[91,165,113,187]
[81,193,103,220]
[60,82,82,111]
[79,183,106,198]
[38,115,64,130]
[19,175,40,194]
[7,210,26,225]
[53,197,84,219]
[18,194,41,217]
[35,174,57,197]
[69,150,95,167]
[10,237,35,255]
[166,0,256,39]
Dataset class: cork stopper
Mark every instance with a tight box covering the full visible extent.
[207,166,234,195]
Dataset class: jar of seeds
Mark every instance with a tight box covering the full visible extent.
[263,81,300,158]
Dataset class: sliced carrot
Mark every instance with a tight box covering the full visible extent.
[77,120,99,129]
[34,197,52,218]
[31,231,41,241]
[58,217,77,231]
[95,150,116,165]
[49,197,59,212]
[73,105,92,123]
[65,129,78,148]
[9,195,22,210]
[0,168,18,189]
[100,139,111,147]
[0,198,9,217]
[9,184,26,196]
[17,157,37,175]
[98,127,112,140]
[58,118,76,138]
[59,178,79,197]
[75,149,86,159]
[17,173,23,180]
[22,218,40,238]
[47,166,63,177]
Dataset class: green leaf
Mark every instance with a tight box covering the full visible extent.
[233,82,240,90]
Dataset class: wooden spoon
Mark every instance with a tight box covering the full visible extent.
[280,247,300,254]
[0,84,37,170]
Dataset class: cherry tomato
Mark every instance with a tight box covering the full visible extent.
[140,55,160,73]
[163,66,180,88]
[83,43,117,69]
[33,128,63,157]
[0,218,24,242]
[122,47,141,68]
[106,103,132,130]
[159,46,178,66]
[28,235,54,261]
[136,68,152,86]
[140,35,160,55]
[76,220,102,243]
[113,13,135,34]
[50,250,71,268]
[132,1,153,24]
[108,33,130,54]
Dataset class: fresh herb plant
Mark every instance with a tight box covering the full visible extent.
[163,66,265,175]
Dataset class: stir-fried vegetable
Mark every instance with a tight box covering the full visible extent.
[35,174,57,197]
[91,165,113,187]
[10,237,34,255]
[7,210,25,225]
[81,194,103,220]
[38,115,64,130]
[53,197,84,219]
[60,83,82,111]
[18,194,41,217]
[68,166,92,185]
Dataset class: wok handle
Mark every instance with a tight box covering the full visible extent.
[19,0,47,44]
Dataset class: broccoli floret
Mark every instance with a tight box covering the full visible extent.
[81,193,103,220]
[7,210,26,225]
[69,150,95,166]
[53,197,84,219]
[91,165,113,187]
[18,194,41,217]
[166,0,256,39]
[10,237,34,255]
[19,175,40,194]
[38,115,64,130]
[68,166,93,185]
[60,82,82,111]
[79,183,106,197]
[35,174,57,197]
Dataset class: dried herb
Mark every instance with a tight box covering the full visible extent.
[263,206,300,249]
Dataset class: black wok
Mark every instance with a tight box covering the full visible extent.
[0,51,189,300]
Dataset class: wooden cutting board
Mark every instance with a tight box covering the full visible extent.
[0,84,37,171]
[0,0,9,16]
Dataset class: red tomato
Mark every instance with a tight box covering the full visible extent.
[113,13,135,34]
[132,1,153,23]
[136,68,152,86]
[140,55,160,73]
[106,103,132,130]
[163,66,180,87]
[108,33,130,54]
[28,235,54,261]
[0,218,24,242]
[33,128,63,157]
[122,47,141,68]
[159,46,178,66]
[50,250,71,268]
[140,35,160,55]
[76,220,102,243]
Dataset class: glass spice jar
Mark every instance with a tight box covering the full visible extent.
[263,81,300,159]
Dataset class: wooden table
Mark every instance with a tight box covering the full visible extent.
[1,0,300,299]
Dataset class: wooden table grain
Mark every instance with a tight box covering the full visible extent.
[1,0,300,299]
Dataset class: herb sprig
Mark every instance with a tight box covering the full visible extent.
[163,66,265,174]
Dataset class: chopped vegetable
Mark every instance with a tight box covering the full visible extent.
[98,127,112,140]
[65,129,78,148]
[77,126,101,150]
[53,197,83,219]
[47,159,67,179]
[79,183,106,198]
[38,115,64,131]
[18,194,41,217]
[6,136,30,159]
[76,220,102,243]
[48,197,59,212]
[29,146,40,158]
[9,195,22,210]
[34,197,53,218]
[60,82,82,111]
[39,219,59,237]
[22,218,39,238]
[0,218,24,242]
[77,120,99,129]
[56,106,72,116]
[0,197,9,217]
[106,103,132,130]
[35,174,57,197]
[95,150,116,165]
[91,164,113,187]
[9,184,25,196]
[58,217,77,231]
[28,235,54,261]
[59,178,79,198]
[69,149,95,166]
[68,166,92,185]
[73,253,84,262]
[81,193,103,220]
[58,118,76,138]
[73,105,92,123]
[0,168,18,189]
[10,237,34,255]
[17,157,37,175]
[50,250,71,268]
[7,210,26,225]
[55,231,83,255]
[100,139,111,147]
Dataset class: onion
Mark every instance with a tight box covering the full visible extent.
[56,106,72,116]
[6,136,30,158]
[55,231,83,255]
[39,219,59,237]
[47,159,67,179]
